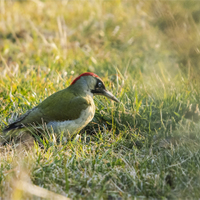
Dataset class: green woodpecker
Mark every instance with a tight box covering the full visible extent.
[3,72,119,135]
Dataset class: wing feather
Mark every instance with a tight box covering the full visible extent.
[3,88,93,132]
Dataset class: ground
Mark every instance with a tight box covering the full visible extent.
[1,0,200,199]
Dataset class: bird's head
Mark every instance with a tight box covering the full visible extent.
[71,72,119,102]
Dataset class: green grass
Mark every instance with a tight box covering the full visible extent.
[1,0,200,199]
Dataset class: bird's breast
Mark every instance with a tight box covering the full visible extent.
[46,101,95,136]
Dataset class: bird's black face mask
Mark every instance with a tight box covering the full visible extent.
[91,78,119,103]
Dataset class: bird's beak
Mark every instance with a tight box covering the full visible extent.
[102,89,120,103]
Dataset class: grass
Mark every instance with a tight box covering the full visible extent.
[1,0,200,199]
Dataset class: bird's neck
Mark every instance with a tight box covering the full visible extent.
[69,79,94,98]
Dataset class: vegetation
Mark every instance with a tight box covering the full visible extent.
[1,0,200,199]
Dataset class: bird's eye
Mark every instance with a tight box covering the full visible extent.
[98,82,102,88]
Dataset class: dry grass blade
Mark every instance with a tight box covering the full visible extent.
[14,180,70,200]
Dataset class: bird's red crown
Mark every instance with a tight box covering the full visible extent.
[71,72,101,85]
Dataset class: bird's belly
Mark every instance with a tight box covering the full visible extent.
[46,105,95,136]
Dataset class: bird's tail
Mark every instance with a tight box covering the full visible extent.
[3,122,23,133]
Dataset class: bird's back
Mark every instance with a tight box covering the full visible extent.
[3,86,95,133]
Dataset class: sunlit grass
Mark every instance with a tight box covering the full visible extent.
[1,0,200,199]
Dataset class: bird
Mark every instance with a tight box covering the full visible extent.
[3,72,119,136]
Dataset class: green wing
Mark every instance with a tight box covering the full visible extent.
[15,89,92,126]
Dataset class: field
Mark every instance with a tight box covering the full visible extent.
[1,0,200,199]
